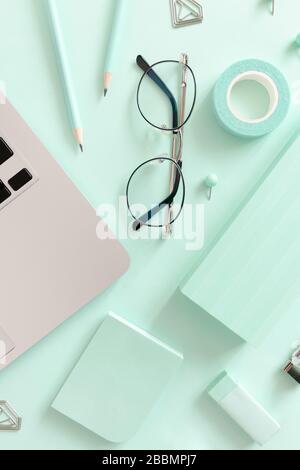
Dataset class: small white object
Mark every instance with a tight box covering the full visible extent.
[227,71,279,125]
[208,372,280,445]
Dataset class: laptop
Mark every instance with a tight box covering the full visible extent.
[0,100,130,370]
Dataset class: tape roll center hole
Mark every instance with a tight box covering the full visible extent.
[227,72,279,124]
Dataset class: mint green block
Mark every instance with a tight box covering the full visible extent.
[182,127,300,343]
[52,313,183,443]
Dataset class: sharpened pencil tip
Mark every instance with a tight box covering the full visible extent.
[79,144,83,153]
[104,89,108,97]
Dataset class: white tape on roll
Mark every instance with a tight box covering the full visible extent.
[214,59,290,138]
[227,71,279,124]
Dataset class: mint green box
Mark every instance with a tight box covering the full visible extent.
[52,313,183,442]
[182,127,300,342]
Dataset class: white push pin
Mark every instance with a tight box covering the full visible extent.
[204,174,218,201]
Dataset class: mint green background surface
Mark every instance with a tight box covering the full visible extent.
[1,0,300,450]
[52,313,183,443]
[182,127,300,343]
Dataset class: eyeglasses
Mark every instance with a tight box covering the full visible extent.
[126,53,197,232]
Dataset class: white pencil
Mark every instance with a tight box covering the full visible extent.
[46,0,84,151]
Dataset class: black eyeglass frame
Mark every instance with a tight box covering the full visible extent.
[126,55,197,231]
[136,55,197,132]
[126,156,186,230]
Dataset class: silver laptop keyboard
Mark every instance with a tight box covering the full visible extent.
[0,136,38,211]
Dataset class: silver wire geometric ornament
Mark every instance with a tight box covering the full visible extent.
[0,401,22,431]
[170,0,203,28]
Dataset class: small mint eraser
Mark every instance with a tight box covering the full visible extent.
[208,371,280,445]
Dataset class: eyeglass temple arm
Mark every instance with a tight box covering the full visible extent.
[133,162,182,231]
[136,55,179,129]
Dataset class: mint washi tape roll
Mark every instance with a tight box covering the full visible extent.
[213,59,290,138]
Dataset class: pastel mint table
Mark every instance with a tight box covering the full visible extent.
[1,0,300,450]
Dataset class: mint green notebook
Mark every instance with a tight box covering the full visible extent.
[182,127,300,343]
[52,313,183,442]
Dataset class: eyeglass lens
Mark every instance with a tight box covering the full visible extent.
[127,158,185,228]
[137,60,196,131]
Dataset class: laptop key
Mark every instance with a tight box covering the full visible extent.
[0,138,13,165]
[8,168,33,191]
[0,180,11,203]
